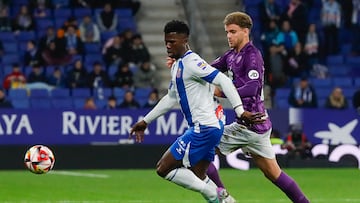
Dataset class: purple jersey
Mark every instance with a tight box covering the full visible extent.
[211,42,272,134]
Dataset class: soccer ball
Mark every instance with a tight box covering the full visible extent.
[24,145,55,174]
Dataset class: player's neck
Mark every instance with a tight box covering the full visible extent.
[235,39,249,52]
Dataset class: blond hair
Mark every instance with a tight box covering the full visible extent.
[223,12,253,30]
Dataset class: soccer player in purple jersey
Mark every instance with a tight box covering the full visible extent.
[208,12,310,203]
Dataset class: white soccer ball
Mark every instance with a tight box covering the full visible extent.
[24,145,55,174]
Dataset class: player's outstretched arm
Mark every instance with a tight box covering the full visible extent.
[129,120,147,143]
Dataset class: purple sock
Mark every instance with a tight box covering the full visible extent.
[206,162,224,188]
[273,171,309,203]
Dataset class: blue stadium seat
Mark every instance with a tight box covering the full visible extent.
[29,89,50,98]
[246,6,259,19]
[71,88,92,98]
[73,98,86,109]
[113,87,125,99]
[326,55,343,66]
[275,98,290,109]
[54,8,72,18]
[134,87,153,100]
[0,32,16,42]
[51,88,70,98]
[36,18,54,31]
[100,31,117,43]
[117,18,137,32]
[93,88,112,100]
[318,98,327,108]
[11,99,30,109]
[54,17,67,29]
[328,65,351,76]
[342,88,357,99]
[73,8,92,18]
[52,98,73,109]
[115,9,132,18]
[310,78,332,88]
[3,65,14,75]
[332,77,353,88]
[8,89,28,100]
[95,99,107,109]
[346,56,360,66]
[84,54,103,66]
[30,98,52,109]
[315,88,332,99]
[243,0,263,6]
[17,31,36,42]
[108,65,118,77]
[275,88,291,100]
[84,43,101,54]
[354,77,360,87]
[3,43,18,54]
[2,54,20,66]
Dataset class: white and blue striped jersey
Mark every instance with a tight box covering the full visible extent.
[168,50,221,128]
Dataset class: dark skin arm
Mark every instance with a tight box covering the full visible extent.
[129,120,148,143]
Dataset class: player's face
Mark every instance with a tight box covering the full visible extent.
[164,32,188,59]
[225,24,248,51]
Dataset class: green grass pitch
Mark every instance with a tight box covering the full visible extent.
[0,168,359,202]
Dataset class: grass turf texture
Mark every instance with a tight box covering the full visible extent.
[0,168,359,203]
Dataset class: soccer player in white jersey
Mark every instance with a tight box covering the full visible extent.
[130,20,265,203]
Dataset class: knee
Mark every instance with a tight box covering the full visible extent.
[156,160,167,178]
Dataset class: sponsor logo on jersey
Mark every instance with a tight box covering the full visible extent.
[248,70,259,79]
[197,61,207,70]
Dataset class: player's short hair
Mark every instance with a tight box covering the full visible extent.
[223,12,253,30]
[164,20,190,36]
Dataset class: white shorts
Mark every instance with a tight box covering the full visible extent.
[217,122,275,159]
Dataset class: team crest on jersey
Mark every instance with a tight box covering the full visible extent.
[176,67,182,78]
[248,70,259,79]
[197,61,207,70]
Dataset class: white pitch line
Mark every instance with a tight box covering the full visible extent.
[49,171,110,178]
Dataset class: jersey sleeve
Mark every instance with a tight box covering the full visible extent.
[185,57,220,83]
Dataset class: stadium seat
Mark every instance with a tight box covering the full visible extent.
[11,99,30,109]
[8,89,28,100]
[346,56,360,66]
[342,88,357,99]
[100,31,117,43]
[84,54,103,66]
[30,98,52,109]
[354,77,360,87]
[16,31,36,42]
[0,32,16,42]
[315,88,332,99]
[113,87,125,99]
[71,88,92,98]
[326,55,343,66]
[36,18,54,31]
[54,8,72,18]
[3,65,14,75]
[243,0,263,6]
[95,99,107,109]
[318,98,327,108]
[51,88,70,98]
[84,43,101,54]
[55,17,67,29]
[117,18,137,32]
[332,77,353,88]
[275,98,290,109]
[108,65,118,77]
[327,65,351,76]
[275,88,291,100]
[73,98,86,109]
[73,8,92,18]
[3,42,18,54]
[310,78,332,88]
[115,8,132,18]
[29,89,50,98]
[2,54,19,66]
[93,88,112,100]
[52,98,73,109]
[134,87,153,100]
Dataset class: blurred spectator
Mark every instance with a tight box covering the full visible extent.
[103,35,129,67]
[83,97,97,109]
[0,3,11,31]
[325,87,348,109]
[288,76,318,108]
[64,25,85,56]
[0,88,12,108]
[143,89,159,108]
[122,28,134,50]
[283,124,312,159]
[12,5,35,32]
[47,67,66,88]
[54,0,70,9]
[29,0,53,18]
[3,63,27,90]
[134,61,156,88]
[79,15,100,43]
[96,3,118,32]
[128,34,150,66]
[112,63,134,89]
[261,20,280,58]
[57,16,80,38]
[27,64,47,84]
[104,95,118,109]
[38,26,56,53]
[351,0,360,55]
[66,59,88,88]
[281,0,308,44]
[118,90,140,109]
[87,61,110,89]
[304,23,320,68]
[258,0,281,31]
[41,38,71,66]
[24,40,44,66]
[283,42,308,78]
[321,0,341,55]
[270,129,284,145]
[353,89,360,113]
[275,20,299,55]
[70,0,92,8]
[0,40,4,60]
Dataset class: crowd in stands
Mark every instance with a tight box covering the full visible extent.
[245,0,360,111]
[0,0,163,110]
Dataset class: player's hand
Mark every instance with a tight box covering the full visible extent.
[166,57,175,69]
[129,120,148,143]
[239,111,266,125]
